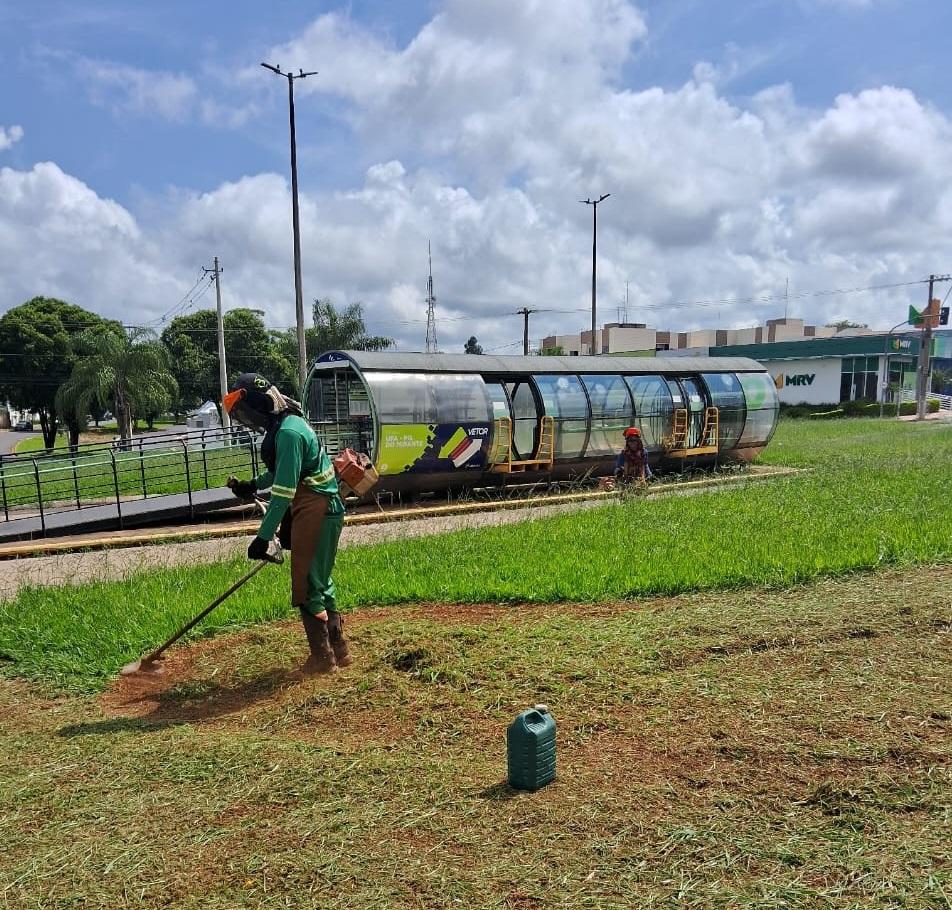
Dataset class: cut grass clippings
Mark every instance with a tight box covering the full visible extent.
[0,567,949,909]
[1,418,950,692]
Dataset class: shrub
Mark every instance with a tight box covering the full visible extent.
[842,398,874,417]
[780,403,841,419]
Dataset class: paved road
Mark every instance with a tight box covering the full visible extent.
[0,430,39,456]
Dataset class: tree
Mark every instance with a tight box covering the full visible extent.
[538,345,565,356]
[273,299,393,396]
[310,299,393,355]
[0,297,109,450]
[464,336,484,355]
[160,311,219,415]
[162,308,296,413]
[825,320,868,331]
[57,328,178,443]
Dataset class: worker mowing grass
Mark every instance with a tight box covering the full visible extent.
[225,372,349,675]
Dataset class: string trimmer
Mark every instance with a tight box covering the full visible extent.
[120,530,284,677]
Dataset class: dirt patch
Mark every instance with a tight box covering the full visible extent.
[100,619,302,721]
[94,565,952,752]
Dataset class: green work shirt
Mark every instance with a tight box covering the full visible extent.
[254,414,343,540]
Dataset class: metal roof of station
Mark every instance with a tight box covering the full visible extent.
[313,351,766,375]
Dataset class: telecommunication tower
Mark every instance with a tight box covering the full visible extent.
[425,242,438,353]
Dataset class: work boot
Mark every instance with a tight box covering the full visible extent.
[327,610,352,667]
[299,608,337,675]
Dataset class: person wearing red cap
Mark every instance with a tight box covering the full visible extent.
[614,427,651,483]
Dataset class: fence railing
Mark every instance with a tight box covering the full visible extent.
[0,426,259,533]
[898,388,952,411]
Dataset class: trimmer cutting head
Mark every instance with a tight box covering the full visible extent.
[119,657,165,677]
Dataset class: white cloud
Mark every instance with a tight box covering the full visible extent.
[76,58,197,122]
[0,125,24,151]
[0,162,183,320]
[3,2,951,353]
[62,53,258,128]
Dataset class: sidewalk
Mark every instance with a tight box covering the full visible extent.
[897,409,952,421]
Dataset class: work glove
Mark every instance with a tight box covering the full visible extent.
[247,536,270,561]
[228,476,257,500]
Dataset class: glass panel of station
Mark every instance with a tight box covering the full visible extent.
[736,373,780,446]
[483,382,511,419]
[364,372,437,424]
[505,380,540,459]
[581,374,634,456]
[625,375,673,451]
[678,376,707,446]
[701,373,746,450]
[429,374,492,423]
[533,374,589,458]
[306,367,375,456]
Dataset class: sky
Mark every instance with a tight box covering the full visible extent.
[2,0,952,354]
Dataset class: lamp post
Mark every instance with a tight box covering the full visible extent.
[581,194,610,355]
[879,320,908,418]
[262,62,318,395]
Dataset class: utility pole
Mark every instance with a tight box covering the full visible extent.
[915,275,938,420]
[261,62,317,393]
[204,257,230,430]
[425,242,438,354]
[517,307,536,355]
[581,193,610,354]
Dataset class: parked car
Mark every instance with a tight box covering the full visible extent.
[12,419,33,431]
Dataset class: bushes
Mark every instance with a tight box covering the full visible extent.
[780,403,840,419]
[789,398,939,419]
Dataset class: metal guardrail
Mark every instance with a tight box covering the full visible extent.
[898,389,952,410]
[0,426,259,533]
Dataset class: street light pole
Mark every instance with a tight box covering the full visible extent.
[581,194,610,355]
[879,319,908,418]
[262,62,318,395]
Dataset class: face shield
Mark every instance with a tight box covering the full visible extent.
[224,388,271,433]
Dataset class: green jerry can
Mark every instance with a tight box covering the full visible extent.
[507,704,556,791]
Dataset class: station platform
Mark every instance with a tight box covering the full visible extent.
[0,487,239,544]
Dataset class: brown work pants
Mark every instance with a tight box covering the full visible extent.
[289,487,343,615]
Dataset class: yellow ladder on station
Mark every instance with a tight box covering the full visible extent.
[667,406,720,457]
[701,406,719,449]
[489,415,555,473]
[671,408,688,449]
[488,416,513,466]
[533,415,555,468]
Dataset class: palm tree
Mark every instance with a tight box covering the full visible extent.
[57,327,178,443]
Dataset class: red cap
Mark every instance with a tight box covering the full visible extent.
[623,427,641,438]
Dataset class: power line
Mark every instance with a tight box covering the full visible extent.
[142,272,210,326]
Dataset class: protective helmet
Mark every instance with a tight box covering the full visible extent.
[223,373,290,433]
[623,427,641,438]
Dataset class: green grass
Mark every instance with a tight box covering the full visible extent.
[11,434,64,455]
[1,418,950,693]
[0,568,949,908]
